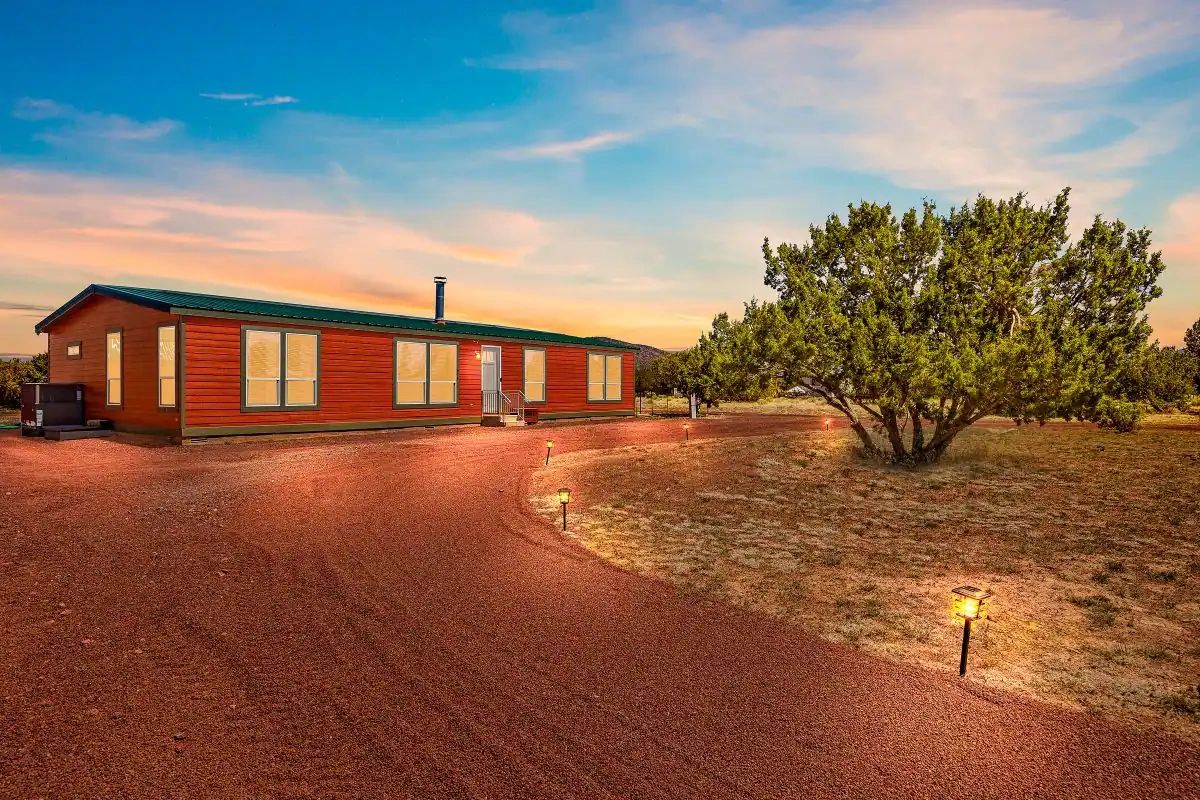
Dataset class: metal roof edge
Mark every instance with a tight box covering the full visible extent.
[35,285,174,334]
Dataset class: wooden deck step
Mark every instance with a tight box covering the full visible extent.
[481,415,526,428]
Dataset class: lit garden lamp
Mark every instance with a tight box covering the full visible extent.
[557,487,572,531]
[683,423,690,443]
[824,418,832,431]
[951,585,991,677]
[545,439,554,466]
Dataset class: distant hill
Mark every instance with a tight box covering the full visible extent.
[630,344,669,369]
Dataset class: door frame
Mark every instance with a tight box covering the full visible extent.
[481,345,502,394]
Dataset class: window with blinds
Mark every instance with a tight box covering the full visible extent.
[524,348,546,402]
[587,352,622,401]
[106,330,122,406]
[244,328,319,410]
[157,325,177,407]
[395,339,458,406]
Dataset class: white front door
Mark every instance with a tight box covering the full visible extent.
[481,345,502,413]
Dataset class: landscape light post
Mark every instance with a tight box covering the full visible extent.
[557,487,572,531]
[824,418,831,431]
[683,423,690,443]
[951,586,991,677]
[545,440,554,465]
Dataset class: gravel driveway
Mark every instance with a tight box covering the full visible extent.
[1,417,1196,799]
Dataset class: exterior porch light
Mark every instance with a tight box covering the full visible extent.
[951,585,991,677]
[557,487,572,531]
[545,440,554,465]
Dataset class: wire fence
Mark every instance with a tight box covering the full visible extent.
[635,394,707,417]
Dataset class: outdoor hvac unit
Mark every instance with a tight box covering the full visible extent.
[20,383,84,436]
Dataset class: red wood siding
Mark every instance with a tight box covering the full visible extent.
[45,295,181,434]
[182,316,633,433]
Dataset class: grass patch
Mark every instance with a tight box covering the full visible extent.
[533,416,1200,740]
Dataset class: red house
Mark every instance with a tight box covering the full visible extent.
[34,280,636,439]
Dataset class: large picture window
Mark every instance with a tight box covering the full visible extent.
[243,328,319,410]
[157,325,177,408]
[395,339,458,406]
[106,329,122,406]
[523,348,546,402]
[587,353,622,401]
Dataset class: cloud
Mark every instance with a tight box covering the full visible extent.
[250,95,299,107]
[1155,193,1200,345]
[502,131,635,160]
[13,97,178,142]
[495,0,1200,215]
[200,92,259,101]
[201,92,299,106]
[0,301,54,312]
[0,164,713,353]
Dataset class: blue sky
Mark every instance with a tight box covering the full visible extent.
[1,0,1198,354]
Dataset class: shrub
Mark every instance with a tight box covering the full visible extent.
[1094,397,1144,433]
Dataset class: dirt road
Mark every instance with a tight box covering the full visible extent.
[1,416,1196,798]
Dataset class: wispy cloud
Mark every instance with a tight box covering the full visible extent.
[201,92,299,107]
[496,1,1200,216]
[0,164,706,352]
[13,97,178,142]
[502,131,634,160]
[1156,193,1200,345]
[0,300,54,313]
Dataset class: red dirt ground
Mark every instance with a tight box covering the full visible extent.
[1,416,1197,799]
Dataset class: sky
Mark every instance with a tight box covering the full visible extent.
[1,0,1198,356]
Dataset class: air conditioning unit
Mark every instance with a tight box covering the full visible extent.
[20,383,84,436]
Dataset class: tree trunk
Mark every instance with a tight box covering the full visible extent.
[910,410,925,453]
[882,409,910,463]
[848,420,884,459]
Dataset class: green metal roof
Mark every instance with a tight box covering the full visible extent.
[35,284,637,350]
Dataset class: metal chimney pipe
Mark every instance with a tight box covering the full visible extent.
[434,276,447,324]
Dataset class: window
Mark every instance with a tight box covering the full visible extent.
[523,348,546,402]
[243,328,319,410]
[395,339,458,406]
[158,325,177,408]
[587,352,622,401]
[285,332,318,406]
[106,330,122,406]
[429,342,457,404]
[66,341,82,360]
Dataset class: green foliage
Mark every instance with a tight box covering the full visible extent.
[1120,344,1197,412]
[1184,318,1200,390]
[1093,397,1145,433]
[697,188,1165,463]
[0,353,49,408]
[678,307,778,404]
[635,351,682,396]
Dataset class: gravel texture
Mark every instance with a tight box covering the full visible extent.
[1,417,1197,799]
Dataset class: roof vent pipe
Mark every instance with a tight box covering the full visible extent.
[434,276,447,324]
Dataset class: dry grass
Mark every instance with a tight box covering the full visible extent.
[532,415,1200,740]
[706,397,830,416]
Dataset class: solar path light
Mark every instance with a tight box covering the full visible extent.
[545,440,554,465]
[951,585,991,677]
[683,423,690,442]
[824,418,832,430]
[557,487,572,531]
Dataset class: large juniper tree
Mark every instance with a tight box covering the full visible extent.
[723,189,1162,463]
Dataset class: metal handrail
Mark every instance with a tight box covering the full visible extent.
[482,388,526,420]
